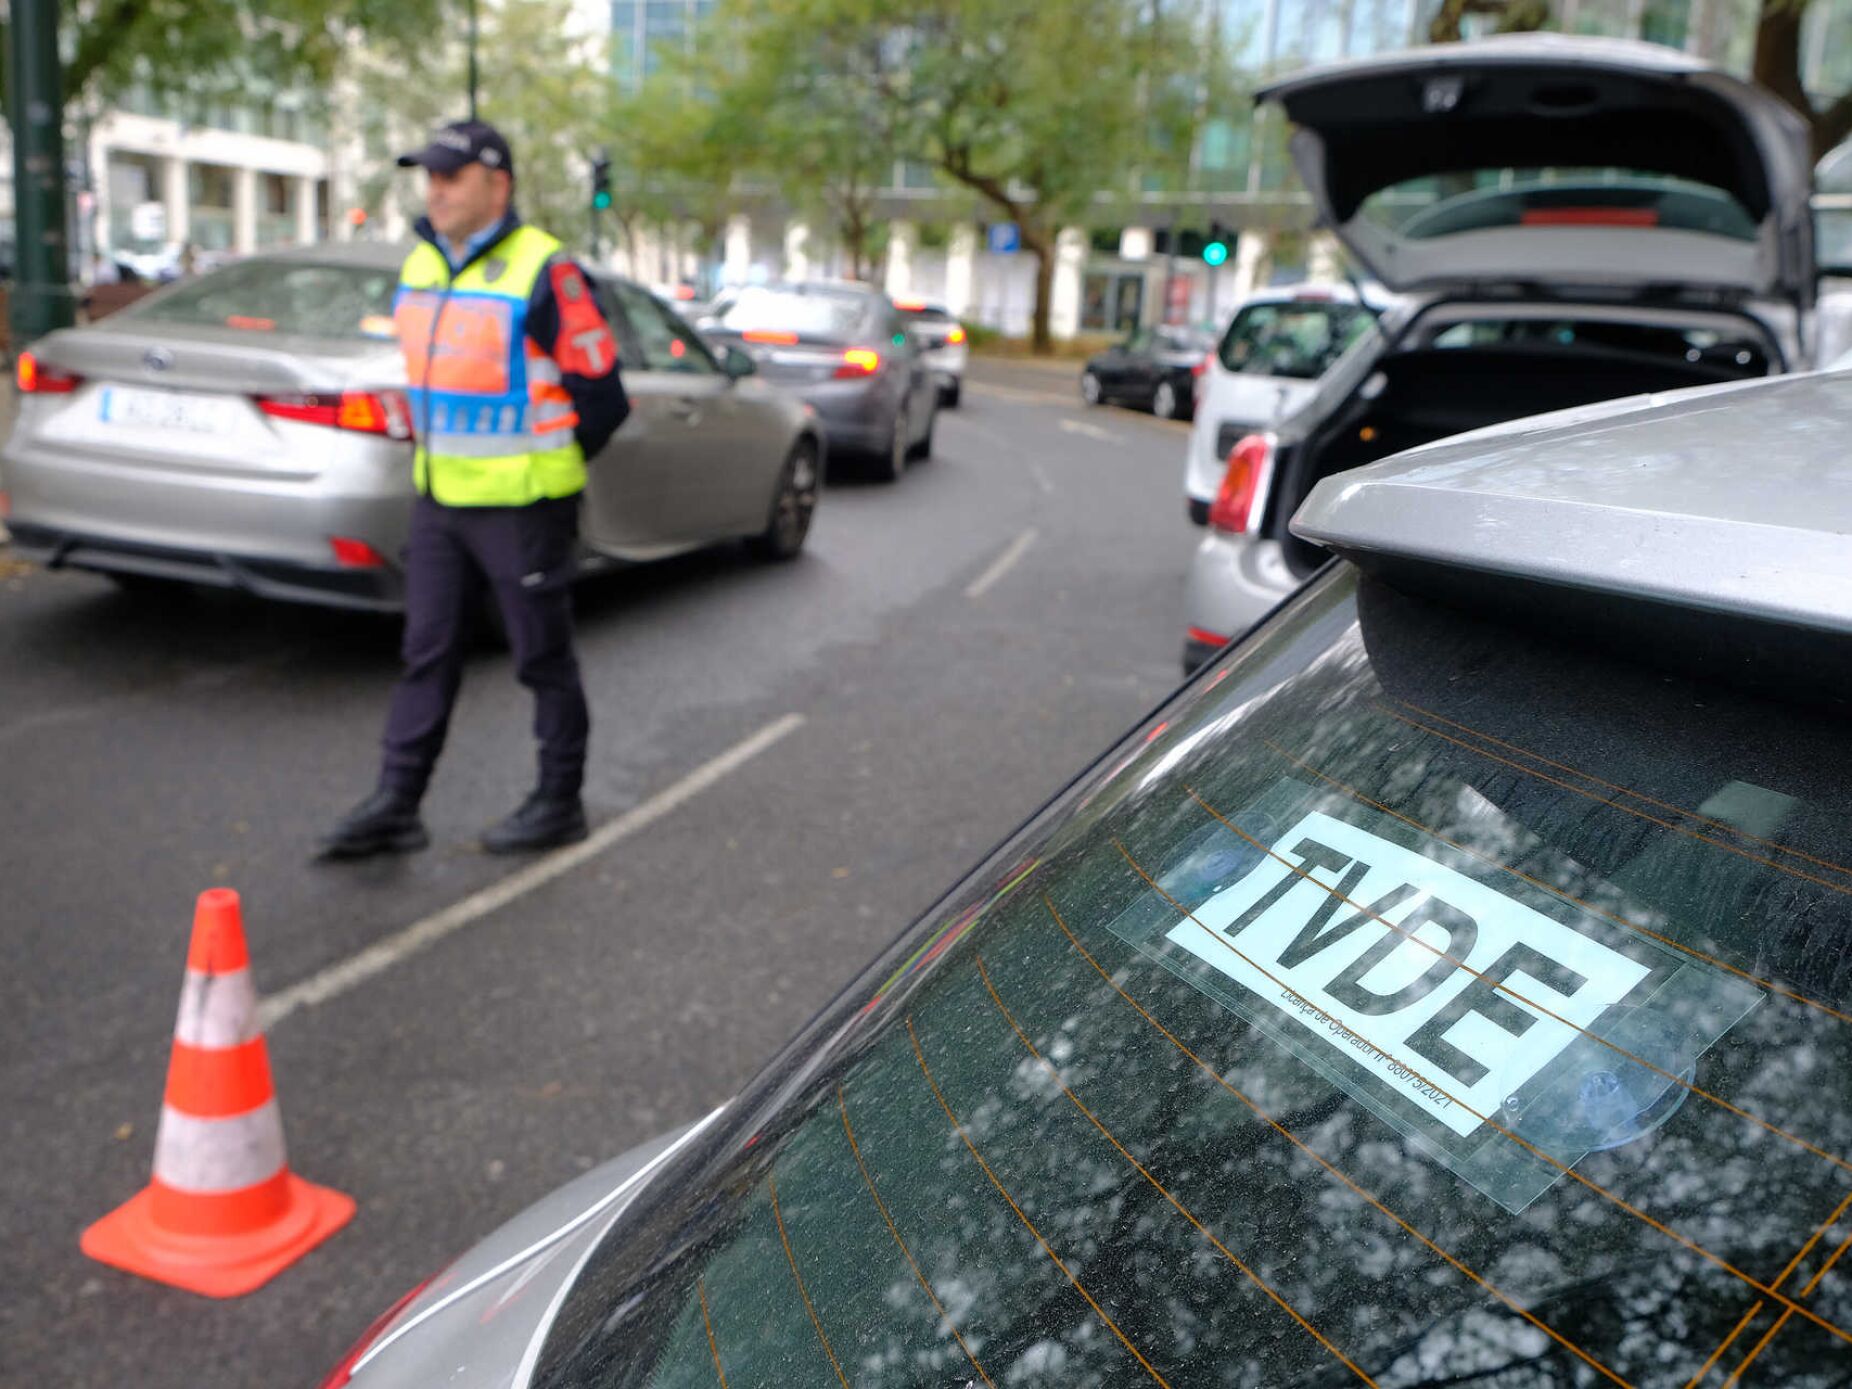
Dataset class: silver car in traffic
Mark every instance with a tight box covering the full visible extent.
[1,243,824,610]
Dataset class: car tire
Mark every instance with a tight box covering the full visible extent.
[1153,380,1182,420]
[1080,371,1102,406]
[907,398,936,460]
[875,401,908,482]
[745,439,820,562]
[943,380,961,409]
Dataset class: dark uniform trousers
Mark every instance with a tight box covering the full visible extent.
[380,493,589,801]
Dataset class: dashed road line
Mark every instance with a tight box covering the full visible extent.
[965,528,1039,600]
[1059,419,1118,442]
[259,713,807,1029]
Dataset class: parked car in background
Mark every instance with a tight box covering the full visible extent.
[697,281,938,482]
[893,297,968,407]
[1184,284,1391,524]
[1181,33,1817,670]
[1082,322,1217,421]
[325,362,1852,1389]
[0,242,824,612]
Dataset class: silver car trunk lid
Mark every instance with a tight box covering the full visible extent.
[1257,34,1815,307]
[35,317,402,396]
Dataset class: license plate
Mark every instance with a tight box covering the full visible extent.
[98,385,233,434]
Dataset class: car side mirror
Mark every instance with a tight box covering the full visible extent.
[720,343,757,379]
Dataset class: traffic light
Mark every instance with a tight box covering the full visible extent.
[590,151,612,211]
[1202,220,1230,267]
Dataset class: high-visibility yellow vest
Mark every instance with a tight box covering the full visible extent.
[393,225,586,506]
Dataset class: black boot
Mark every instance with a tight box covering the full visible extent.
[316,788,428,860]
[480,790,588,854]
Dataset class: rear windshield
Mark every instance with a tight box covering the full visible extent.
[1219,301,1375,379]
[541,567,1852,1388]
[708,287,872,341]
[1366,173,1758,242]
[897,306,955,325]
[123,260,399,340]
[1426,317,1771,374]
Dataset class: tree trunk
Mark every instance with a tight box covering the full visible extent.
[1021,223,1056,355]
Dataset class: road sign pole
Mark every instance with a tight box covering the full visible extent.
[7,0,77,346]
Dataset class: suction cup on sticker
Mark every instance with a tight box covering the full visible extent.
[1159,815,1282,902]
[1511,1004,1697,1159]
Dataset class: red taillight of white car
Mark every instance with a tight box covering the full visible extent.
[834,348,882,378]
[258,390,413,440]
[1207,432,1276,534]
[16,351,82,394]
[315,1275,435,1388]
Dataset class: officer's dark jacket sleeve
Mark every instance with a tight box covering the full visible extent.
[526,258,630,459]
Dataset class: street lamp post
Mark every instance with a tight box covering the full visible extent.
[467,0,480,121]
[7,0,77,346]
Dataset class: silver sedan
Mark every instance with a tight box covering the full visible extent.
[0,243,823,611]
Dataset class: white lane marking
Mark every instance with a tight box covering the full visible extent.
[259,714,806,1030]
[354,1106,727,1375]
[965,528,1039,600]
[1059,418,1117,442]
[1028,460,1054,494]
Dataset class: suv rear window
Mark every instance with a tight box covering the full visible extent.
[1219,301,1375,379]
[708,287,871,342]
[1367,172,1758,242]
[123,260,399,340]
[541,568,1852,1388]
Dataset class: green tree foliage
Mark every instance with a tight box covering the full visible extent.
[650,0,1210,352]
[1,0,441,111]
[352,0,611,244]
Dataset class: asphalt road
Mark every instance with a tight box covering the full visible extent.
[0,359,1199,1387]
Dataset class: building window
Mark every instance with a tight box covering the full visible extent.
[188,163,237,251]
[258,172,294,247]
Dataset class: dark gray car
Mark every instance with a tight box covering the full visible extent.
[1,243,824,611]
[698,281,938,482]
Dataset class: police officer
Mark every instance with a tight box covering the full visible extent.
[319,121,629,859]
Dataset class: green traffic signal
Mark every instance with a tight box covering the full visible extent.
[1202,240,1229,267]
[592,190,613,210]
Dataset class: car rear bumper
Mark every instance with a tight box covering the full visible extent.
[1181,529,1299,669]
[797,378,896,453]
[6,520,407,611]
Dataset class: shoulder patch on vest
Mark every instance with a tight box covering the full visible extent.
[550,262,617,377]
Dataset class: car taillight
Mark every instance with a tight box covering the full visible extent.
[946,326,967,345]
[329,536,388,568]
[742,329,798,345]
[1191,350,1211,377]
[1207,432,1275,535]
[259,390,412,440]
[835,348,881,378]
[316,1276,435,1389]
[16,351,81,394]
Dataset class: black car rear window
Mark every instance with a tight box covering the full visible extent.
[709,288,871,342]
[122,259,400,340]
[1219,301,1375,379]
[540,568,1852,1389]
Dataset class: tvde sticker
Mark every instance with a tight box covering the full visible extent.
[1171,809,1652,1138]
[1109,779,1763,1212]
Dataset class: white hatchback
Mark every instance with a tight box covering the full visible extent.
[1183,284,1390,524]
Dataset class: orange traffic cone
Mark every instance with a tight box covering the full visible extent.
[81,888,355,1297]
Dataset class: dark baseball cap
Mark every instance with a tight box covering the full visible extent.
[396,120,515,178]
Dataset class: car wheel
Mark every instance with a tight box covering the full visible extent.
[943,379,961,409]
[907,397,936,460]
[745,439,820,561]
[875,401,907,482]
[1153,380,1180,419]
[1080,371,1102,405]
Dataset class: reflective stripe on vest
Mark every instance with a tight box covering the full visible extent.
[394,225,587,506]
